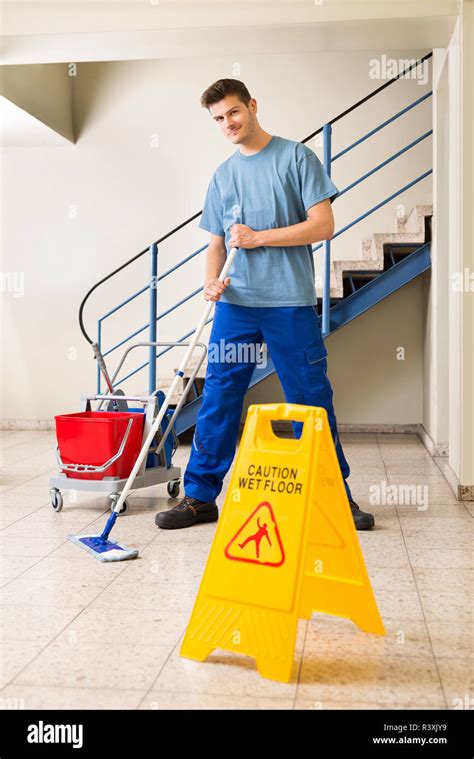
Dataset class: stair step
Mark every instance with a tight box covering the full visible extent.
[329,204,433,297]
[383,244,421,269]
[343,269,382,280]
[396,213,408,231]
[386,244,420,253]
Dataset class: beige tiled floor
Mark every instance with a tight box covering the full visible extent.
[0,429,472,710]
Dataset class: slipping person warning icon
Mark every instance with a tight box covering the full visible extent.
[225,502,285,567]
[238,517,271,559]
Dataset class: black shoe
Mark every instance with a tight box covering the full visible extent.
[349,499,375,530]
[155,495,218,530]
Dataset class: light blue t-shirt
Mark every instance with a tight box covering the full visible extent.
[199,135,339,307]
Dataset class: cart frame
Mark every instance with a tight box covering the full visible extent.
[49,340,207,512]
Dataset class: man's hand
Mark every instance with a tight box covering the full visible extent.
[203,276,231,302]
[229,224,262,249]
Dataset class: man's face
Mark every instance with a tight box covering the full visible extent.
[209,95,257,145]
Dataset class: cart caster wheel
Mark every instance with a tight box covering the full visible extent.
[50,488,63,513]
[109,494,128,515]
[167,480,181,499]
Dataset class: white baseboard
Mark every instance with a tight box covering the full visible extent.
[416,423,449,457]
[1,419,54,431]
[268,421,421,434]
[433,457,474,502]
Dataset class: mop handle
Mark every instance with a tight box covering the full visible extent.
[92,342,119,411]
[111,247,238,514]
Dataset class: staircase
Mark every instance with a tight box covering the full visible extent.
[327,204,432,300]
[78,53,434,437]
[173,204,432,434]
[165,205,433,394]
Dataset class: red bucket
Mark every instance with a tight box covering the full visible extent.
[54,411,145,480]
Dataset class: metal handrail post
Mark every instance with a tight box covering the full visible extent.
[322,123,332,336]
[96,320,102,394]
[149,243,158,394]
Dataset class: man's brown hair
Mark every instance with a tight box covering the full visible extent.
[200,78,252,109]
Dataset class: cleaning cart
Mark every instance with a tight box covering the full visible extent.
[62,246,237,561]
[49,340,207,514]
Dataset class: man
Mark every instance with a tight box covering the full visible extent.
[156,78,375,531]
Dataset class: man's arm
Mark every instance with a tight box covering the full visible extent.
[228,199,335,249]
[203,233,231,301]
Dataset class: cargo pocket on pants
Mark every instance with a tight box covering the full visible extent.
[302,339,331,407]
[304,341,328,366]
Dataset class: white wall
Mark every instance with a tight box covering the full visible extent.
[447,21,463,480]
[424,49,450,448]
[424,6,474,491]
[0,63,74,142]
[460,1,474,491]
[1,49,432,424]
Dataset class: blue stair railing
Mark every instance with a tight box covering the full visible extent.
[78,52,433,428]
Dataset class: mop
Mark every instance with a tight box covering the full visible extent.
[91,342,129,413]
[68,246,238,562]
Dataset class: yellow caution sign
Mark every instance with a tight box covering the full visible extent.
[180,403,385,682]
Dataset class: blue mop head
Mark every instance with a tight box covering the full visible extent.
[68,533,138,562]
